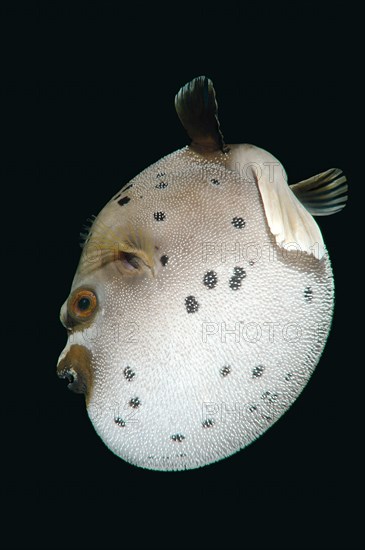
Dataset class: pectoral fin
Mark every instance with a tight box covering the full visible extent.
[255,166,326,260]
[290,168,348,216]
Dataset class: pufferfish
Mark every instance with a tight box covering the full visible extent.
[57,76,348,471]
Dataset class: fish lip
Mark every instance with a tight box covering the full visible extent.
[56,344,93,403]
[57,367,86,394]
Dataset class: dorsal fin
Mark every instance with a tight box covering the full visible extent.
[175,76,228,153]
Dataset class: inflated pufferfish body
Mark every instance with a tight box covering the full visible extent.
[58,77,348,471]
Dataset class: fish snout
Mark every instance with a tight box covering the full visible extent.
[57,344,93,403]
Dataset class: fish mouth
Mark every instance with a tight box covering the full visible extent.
[57,368,86,394]
[57,344,93,402]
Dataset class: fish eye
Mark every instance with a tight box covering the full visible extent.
[68,289,97,321]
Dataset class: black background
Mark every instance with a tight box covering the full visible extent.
[17,1,365,549]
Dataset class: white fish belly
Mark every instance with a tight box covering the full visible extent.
[86,149,334,471]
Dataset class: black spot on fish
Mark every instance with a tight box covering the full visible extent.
[229,278,242,290]
[202,419,215,428]
[304,286,313,302]
[233,266,246,278]
[129,397,141,408]
[171,434,185,442]
[185,295,199,313]
[210,178,220,185]
[124,366,135,381]
[118,196,131,206]
[155,182,168,189]
[229,266,246,290]
[160,255,169,266]
[114,417,126,427]
[252,365,265,378]
[261,391,279,404]
[220,365,231,377]
[203,270,218,289]
[231,216,246,229]
[154,212,166,221]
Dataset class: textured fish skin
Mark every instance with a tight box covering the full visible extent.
[59,141,334,471]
